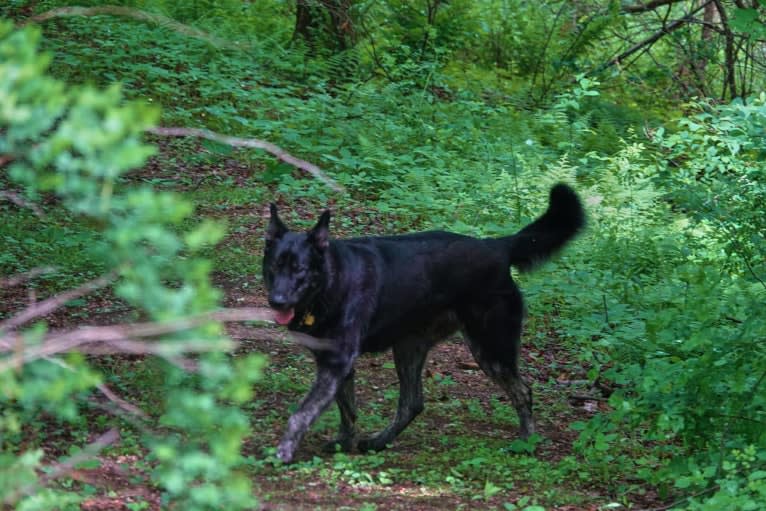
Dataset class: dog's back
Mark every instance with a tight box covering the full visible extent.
[333,184,585,352]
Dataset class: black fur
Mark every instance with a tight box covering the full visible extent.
[263,184,585,462]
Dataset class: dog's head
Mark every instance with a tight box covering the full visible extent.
[262,204,330,325]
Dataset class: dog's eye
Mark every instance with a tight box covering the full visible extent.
[275,254,289,268]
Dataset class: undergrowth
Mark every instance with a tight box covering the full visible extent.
[1,2,765,509]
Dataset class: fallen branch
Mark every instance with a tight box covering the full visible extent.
[0,272,115,334]
[0,190,45,218]
[21,5,246,50]
[148,127,344,192]
[0,266,57,289]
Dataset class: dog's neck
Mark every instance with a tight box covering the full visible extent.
[294,242,340,329]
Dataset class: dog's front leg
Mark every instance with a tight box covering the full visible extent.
[277,355,356,463]
[321,368,357,453]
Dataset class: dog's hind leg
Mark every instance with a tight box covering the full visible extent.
[357,340,430,452]
[482,361,535,439]
[460,293,535,438]
[322,369,357,453]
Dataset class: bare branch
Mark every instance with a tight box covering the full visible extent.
[599,1,714,71]
[20,6,248,50]
[0,307,337,372]
[0,190,45,218]
[604,17,690,68]
[622,0,687,14]
[148,127,345,192]
[0,272,116,334]
[742,251,766,291]
[0,266,57,289]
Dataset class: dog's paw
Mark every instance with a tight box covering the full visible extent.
[519,418,536,439]
[356,435,390,452]
[276,442,295,463]
[322,437,354,454]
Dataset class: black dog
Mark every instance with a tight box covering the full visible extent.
[263,184,585,463]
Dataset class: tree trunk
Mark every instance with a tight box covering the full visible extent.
[691,0,718,93]
[713,0,737,99]
[293,0,354,52]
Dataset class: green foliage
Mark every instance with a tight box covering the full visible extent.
[0,21,264,510]
[2,0,766,508]
[731,5,766,39]
[461,1,619,103]
[530,99,766,510]
[0,450,82,510]
[659,95,766,276]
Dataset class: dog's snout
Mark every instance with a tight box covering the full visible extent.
[269,294,288,309]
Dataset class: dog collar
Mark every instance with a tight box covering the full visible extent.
[301,312,315,326]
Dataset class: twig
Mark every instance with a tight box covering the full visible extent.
[649,485,719,511]
[0,266,57,289]
[45,356,147,419]
[598,1,713,72]
[568,394,608,402]
[0,335,230,372]
[622,0,686,14]
[3,428,120,506]
[0,307,337,372]
[712,413,766,425]
[148,127,344,192]
[741,255,766,292]
[21,6,248,50]
[0,306,321,350]
[43,428,120,482]
[0,190,45,218]
[0,272,115,334]
[555,379,591,386]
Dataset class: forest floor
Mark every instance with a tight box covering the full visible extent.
[8,140,670,510]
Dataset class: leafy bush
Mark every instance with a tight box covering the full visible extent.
[1,20,264,510]
[539,99,766,510]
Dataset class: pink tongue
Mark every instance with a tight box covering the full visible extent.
[274,308,295,325]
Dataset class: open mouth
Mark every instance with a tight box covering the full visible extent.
[272,307,295,325]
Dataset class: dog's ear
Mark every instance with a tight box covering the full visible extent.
[308,210,331,250]
[266,203,288,243]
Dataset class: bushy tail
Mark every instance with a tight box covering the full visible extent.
[501,183,585,271]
